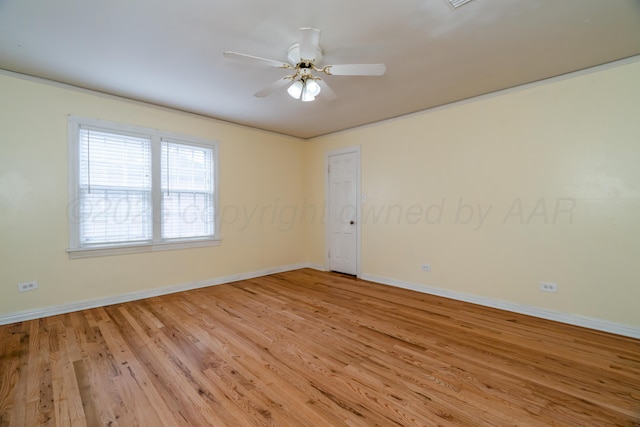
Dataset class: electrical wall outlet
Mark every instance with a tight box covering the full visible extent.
[18,281,38,293]
[540,282,558,293]
[421,264,431,272]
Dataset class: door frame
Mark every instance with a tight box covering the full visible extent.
[325,145,361,277]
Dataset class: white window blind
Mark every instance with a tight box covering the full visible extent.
[161,141,214,239]
[68,116,219,257]
[79,127,153,245]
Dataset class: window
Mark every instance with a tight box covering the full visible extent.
[68,116,219,258]
[161,140,215,239]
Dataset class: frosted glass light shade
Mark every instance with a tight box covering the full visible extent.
[287,80,303,99]
[306,80,321,97]
[301,89,315,102]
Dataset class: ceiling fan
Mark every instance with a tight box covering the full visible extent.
[223,28,386,102]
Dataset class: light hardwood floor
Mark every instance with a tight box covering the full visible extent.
[1,269,639,426]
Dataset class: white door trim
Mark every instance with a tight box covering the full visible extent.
[325,146,361,277]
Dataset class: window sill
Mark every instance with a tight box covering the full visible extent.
[67,238,221,259]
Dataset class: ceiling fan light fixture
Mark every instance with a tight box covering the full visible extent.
[287,80,304,99]
[288,77,321,102]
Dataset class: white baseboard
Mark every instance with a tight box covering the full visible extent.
[4,265,637,340]
[0,263,311,326]
[360,273,640,340]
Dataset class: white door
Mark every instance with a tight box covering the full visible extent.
[327,150,358,275]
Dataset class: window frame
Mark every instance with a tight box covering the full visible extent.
[67,116,220,259]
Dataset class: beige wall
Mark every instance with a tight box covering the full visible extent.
[0,74,306,316]
[305,60,640,327]
[2,59,639,329]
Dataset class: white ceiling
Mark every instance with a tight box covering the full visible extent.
[1,0,639,139]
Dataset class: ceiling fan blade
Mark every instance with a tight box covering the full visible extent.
[223,51,291,69]
[254,77,292,98]
[325,63,387,76]
[299,27,321,61]
[317,80,337,101]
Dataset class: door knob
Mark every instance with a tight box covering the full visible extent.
[349,220,355,225]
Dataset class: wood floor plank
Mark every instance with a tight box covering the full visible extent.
[47,318,86,427]
[4,322,29,427]
[89,307,182,426]
[1,268,639,426]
